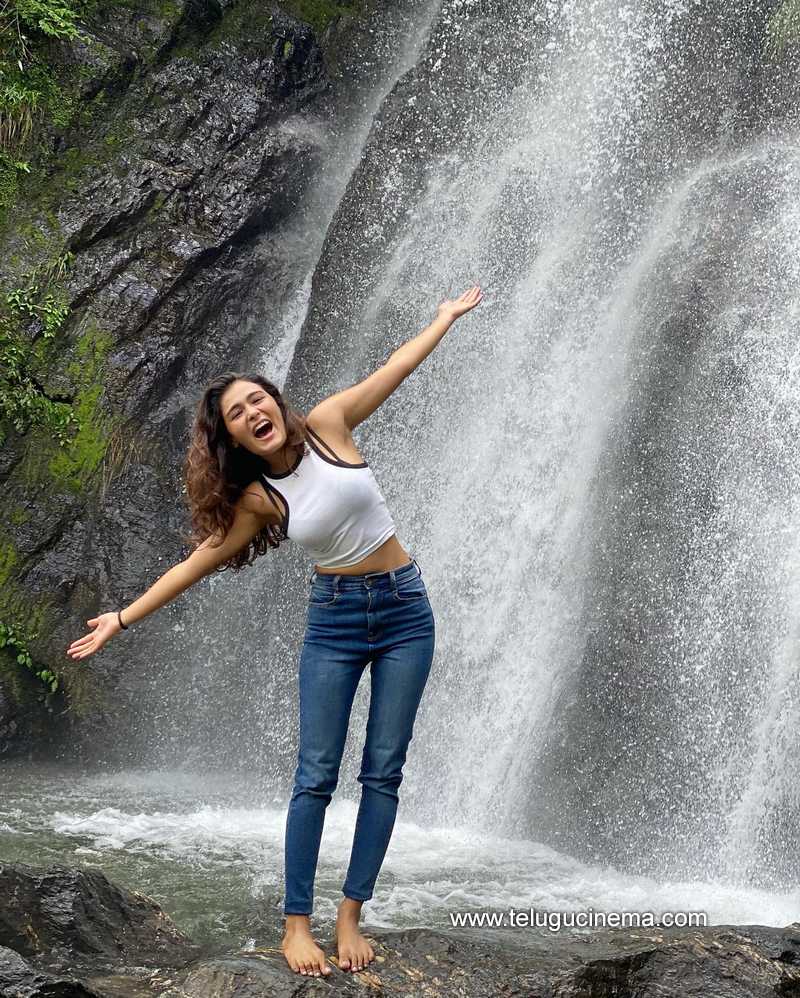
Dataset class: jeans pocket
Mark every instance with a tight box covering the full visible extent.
[393,575,428,602]
[308,586,338,607]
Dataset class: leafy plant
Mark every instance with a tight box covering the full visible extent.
[7,282,70,333]
[0,249,76,443]
[0,0,91,210]
[0,618,59,693]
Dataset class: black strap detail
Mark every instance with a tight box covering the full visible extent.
[261,477,289,536]
[305,424,368,469]
[305,424,343,461]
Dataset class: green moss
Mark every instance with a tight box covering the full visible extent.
[765,0,800,58]
[0,532,46,641]
[0,539,18,591]
[46,324,115,492]
[279,0,361,35]
[7,507,30,526]
[0,58,135,233]
[17,131,129,217]
[192,0,273,55]
[0,532,25,616]
[0,647,36,707]
[47,386,106,487]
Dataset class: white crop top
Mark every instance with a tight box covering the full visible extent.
[259,425,397,569]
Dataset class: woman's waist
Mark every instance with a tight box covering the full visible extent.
[312,534,409,578]
[309,555,422,591]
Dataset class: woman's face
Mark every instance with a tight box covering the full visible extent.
[220,379,287,456]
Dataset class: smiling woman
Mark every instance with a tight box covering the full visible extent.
[65,285,483,978]
[182,374,310,569]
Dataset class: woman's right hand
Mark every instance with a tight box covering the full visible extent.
[66,612,122,660]
[436,284,483,321]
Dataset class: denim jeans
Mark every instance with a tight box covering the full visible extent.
[283,557,436,916]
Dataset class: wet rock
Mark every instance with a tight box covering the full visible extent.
[159,922,800,997]
[0,0,430,761]
[0,944,100,997]
[0,862,198,973]
[2,862,800,997]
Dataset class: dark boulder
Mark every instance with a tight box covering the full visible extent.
[0,943,100,997]
[0,862,198,973]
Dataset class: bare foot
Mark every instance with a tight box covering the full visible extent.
[281,914,332,976]
[335,897,375,972]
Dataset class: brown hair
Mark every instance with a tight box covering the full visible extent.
[182,372,308,571]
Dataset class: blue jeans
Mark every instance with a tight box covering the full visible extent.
[283,557,435,916]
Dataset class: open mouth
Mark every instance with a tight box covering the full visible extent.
[253,419,273,439]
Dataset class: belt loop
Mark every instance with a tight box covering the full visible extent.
[389,567,398,594]
[413,557,422,577]
[333,573,341,593]
[309,570,317,584]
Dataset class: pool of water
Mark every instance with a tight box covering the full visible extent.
[2,761,797,954]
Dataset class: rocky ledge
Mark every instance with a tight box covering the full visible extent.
[1,862,799,997]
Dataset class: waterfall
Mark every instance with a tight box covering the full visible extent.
[280,0,800,889]
[106,0,800,895]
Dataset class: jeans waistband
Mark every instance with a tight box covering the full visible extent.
[309,558,422,591]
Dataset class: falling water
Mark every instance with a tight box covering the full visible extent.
[285,0,800,889]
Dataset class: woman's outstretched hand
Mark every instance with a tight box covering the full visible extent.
[437,284,483,321]
[66,612,122,660]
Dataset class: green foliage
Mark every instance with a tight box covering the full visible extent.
[7,282,70,334]
[0,0,91,215]
[765,0,800,58]
[6,0,83,44]
[0,618,59,693]
[0,249,76,446]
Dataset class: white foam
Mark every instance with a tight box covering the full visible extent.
[46,796,799,928]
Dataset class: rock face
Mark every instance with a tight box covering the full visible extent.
[0,0,429,758]
[0,862,198,972]
[2,861,800,998]
[0,945,99,997]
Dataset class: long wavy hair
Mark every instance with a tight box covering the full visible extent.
[182,372,308,571]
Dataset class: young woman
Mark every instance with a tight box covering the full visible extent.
[67,284,483,977]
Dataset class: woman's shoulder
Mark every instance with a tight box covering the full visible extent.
[240,480,280,523]
[305,408,366,466]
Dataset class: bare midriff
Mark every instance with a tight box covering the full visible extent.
[314,534,412,576]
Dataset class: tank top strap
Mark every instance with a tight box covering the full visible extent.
[260,476,289,534]
[305,424,368,469]
[305,423,343,462]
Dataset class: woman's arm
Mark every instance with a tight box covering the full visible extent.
[66,493,272,661]
[310,285,482,433]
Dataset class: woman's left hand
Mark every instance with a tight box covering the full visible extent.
[437,285,483,321]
